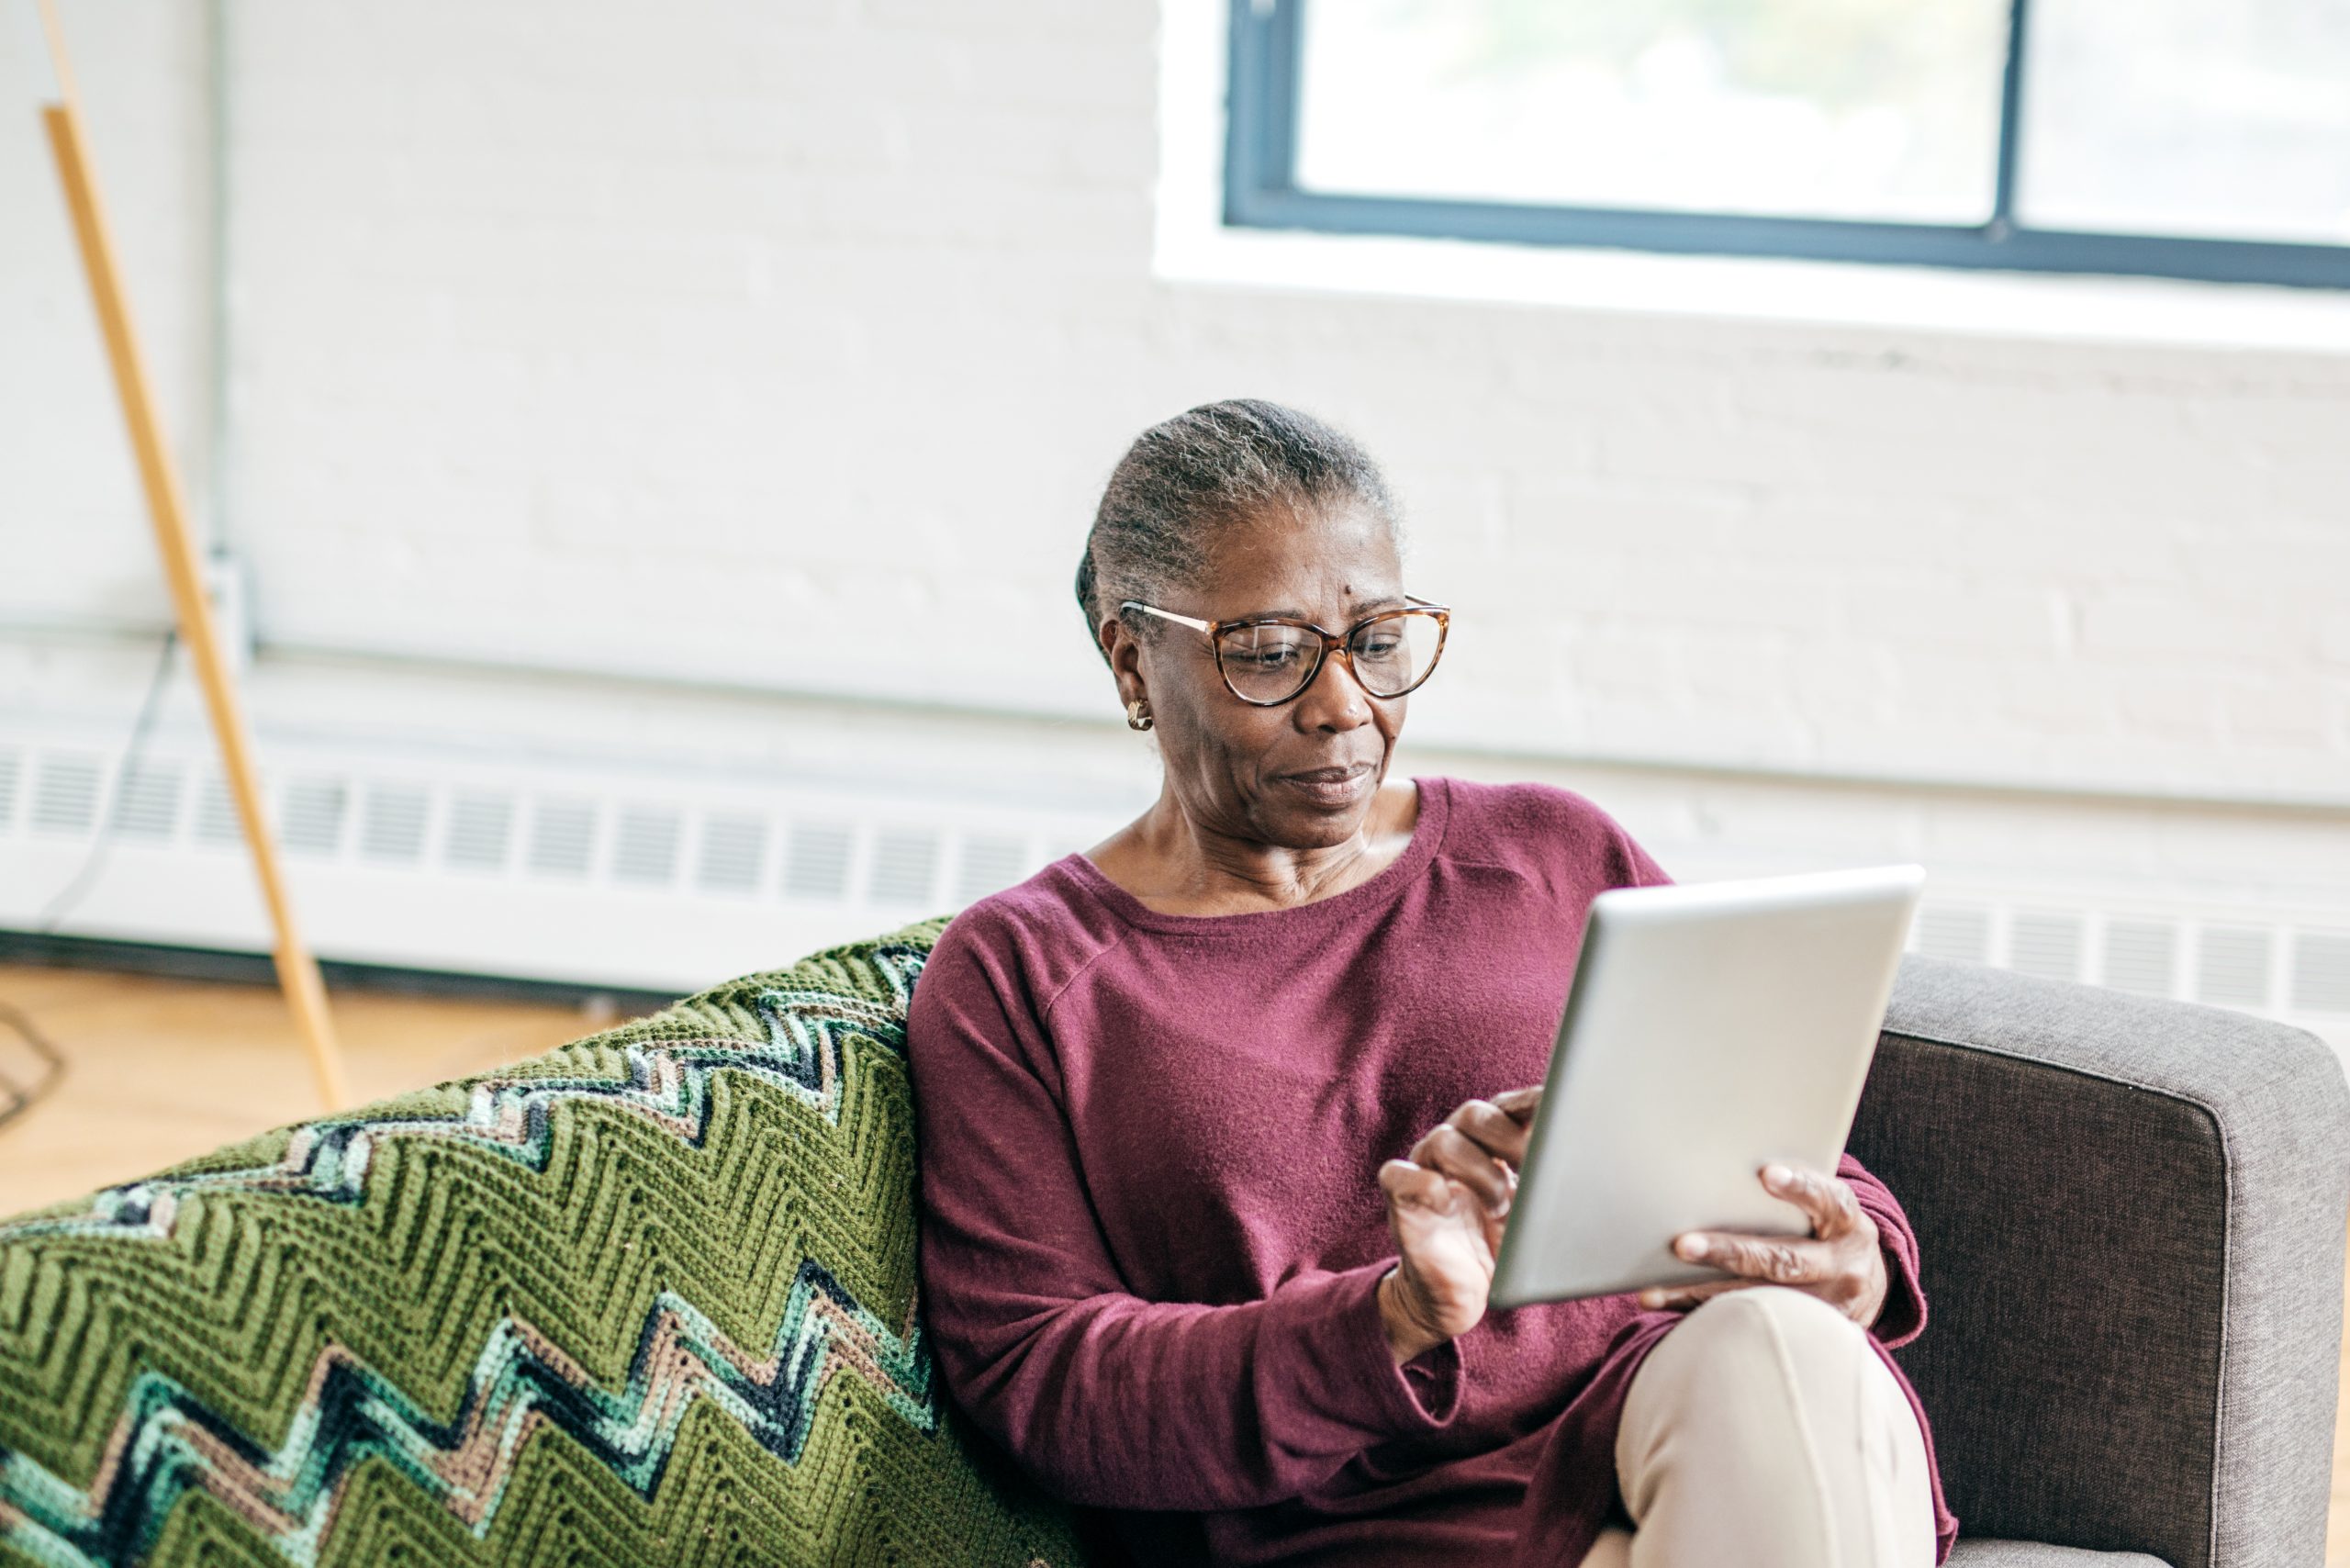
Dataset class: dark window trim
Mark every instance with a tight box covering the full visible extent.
[1224,0,2350,292]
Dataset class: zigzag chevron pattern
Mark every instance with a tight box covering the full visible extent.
[0,1264,928,1568]
[0,947,928,1249]
[0,923,1085,1568]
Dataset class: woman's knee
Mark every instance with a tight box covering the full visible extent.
[1628,1285,1872,1428]
[1692,1282,1863,1348]
[1615,1285,1935,1565]
[1674,1282,1862,1357]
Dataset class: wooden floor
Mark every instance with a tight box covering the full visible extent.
[0,961,2345,1559]
[0,963,646,1213]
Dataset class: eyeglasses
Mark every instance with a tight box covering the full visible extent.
[1119,595,1451,706]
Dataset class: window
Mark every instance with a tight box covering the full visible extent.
[1225,0,2350,289]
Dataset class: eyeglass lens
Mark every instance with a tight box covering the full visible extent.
[1215,611,1443,702]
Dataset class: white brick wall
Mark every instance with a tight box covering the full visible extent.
[158,0,2347,805]
[4,0,2346,1021]
[1,0,214,626]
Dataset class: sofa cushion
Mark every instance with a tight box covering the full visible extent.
[0,918,1083,1566]
[1949,1540,2171,1566]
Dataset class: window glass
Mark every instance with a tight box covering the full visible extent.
[1294,0,2011,224]
[2018,0,2350,244]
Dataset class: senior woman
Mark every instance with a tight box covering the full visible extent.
[904,399,1957,1568]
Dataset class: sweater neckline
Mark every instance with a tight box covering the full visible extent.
[1053,775,1451,935]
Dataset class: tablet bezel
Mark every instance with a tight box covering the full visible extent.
[1486,862,1925,1310]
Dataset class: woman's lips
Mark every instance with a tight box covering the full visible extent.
[1281,765,1370,803]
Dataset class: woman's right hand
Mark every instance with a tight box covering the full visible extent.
[1376,1086,1540,1363]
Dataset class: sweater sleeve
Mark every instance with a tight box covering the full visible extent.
[903,915,1462,1513]
[1551,782,1673,895]
[1618,828,1673,891]
[1839,1150,1930,1348]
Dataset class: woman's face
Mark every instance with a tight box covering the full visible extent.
[1120,502,1409,851]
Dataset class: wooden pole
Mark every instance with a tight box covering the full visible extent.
[33,0,350,1111]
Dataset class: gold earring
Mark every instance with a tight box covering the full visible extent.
[1125,699,1153,732]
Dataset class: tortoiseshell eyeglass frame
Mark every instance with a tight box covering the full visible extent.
[1117,594,1451,706]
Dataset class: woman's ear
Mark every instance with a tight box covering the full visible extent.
[1102,614,1145,700]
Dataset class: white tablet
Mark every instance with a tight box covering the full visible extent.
[1487,862,1926,1309]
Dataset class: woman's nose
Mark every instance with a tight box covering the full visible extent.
[1293,645,1376,728]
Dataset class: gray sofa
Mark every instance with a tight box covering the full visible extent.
[0,936,2336,1566]
[1850,954,2350,1567]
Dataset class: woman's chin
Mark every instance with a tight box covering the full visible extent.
[1264,797,1379,853]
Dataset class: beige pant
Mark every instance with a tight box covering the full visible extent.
[1581,1285,1937,1568]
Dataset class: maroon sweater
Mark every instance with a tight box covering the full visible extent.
[905,774,1958,1567]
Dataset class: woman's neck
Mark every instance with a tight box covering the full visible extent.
[1085,778,1420,916]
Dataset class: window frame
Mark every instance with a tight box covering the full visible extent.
[1223,0,2350,291]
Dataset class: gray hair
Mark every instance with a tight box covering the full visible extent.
[1073,398,1404,669]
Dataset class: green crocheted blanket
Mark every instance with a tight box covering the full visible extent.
[0,919,1086,1568]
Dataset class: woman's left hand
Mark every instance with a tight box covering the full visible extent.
[1636,1161,1887,1327]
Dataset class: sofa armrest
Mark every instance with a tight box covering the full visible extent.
[1847,954,2350,1568]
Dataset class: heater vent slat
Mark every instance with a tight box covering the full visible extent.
[0,749,21,831]
[32,754,102,836]
[529,799,599,879]
[954,834,1030,906]
[281,778,350,857]
[868,829,940,907]
[697,815,768,893]
[2010,912,2084,981]
[2293,933,2350,1015]
[445,794,516,872]
[2198,926,2271,1008]
[2103,919,2177,998]
[1914,905,1990,965]
[612,807,682,887]
[109,761,183,842]
[362,786,431,864]
[193,777,243,846]
[782,822,853,901]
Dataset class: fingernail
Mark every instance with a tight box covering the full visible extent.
[1763,1163,1791,1187]
[1675,1235,1706,1260]
[1639,1289,1662,1307]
